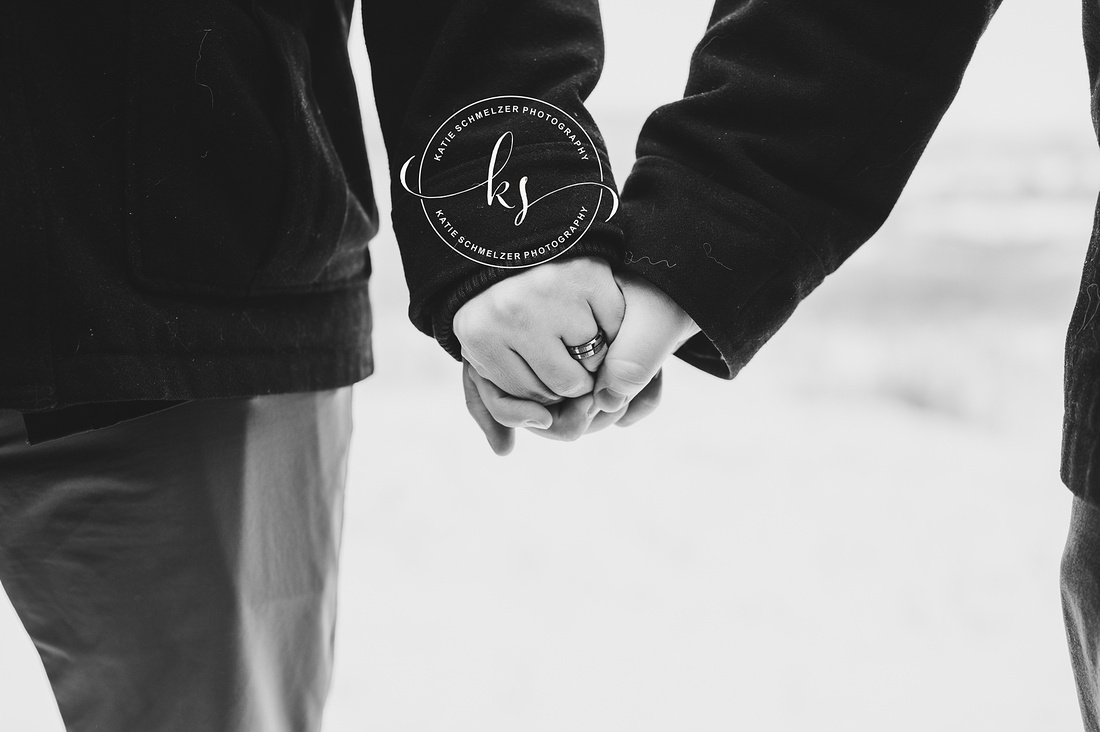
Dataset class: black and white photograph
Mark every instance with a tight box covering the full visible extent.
[0,0,1096,729]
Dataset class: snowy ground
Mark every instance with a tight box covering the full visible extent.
[2,1,1097,730]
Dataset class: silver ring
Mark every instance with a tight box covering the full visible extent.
[566,330,606,361]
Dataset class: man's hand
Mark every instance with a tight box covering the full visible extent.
[454,256,626,452]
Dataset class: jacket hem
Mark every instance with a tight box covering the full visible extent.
[3,346,373,413]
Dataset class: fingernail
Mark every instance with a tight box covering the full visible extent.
[595,388,626,414]
[525,419,551,430]
[585,402,601,420]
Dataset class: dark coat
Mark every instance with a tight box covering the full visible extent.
[1,0,620,414]
[615,0,1100,502]
[8,0,1100,502]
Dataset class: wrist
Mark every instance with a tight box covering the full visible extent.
[434,237,624,361]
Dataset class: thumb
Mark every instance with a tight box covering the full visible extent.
[593,274,696,413]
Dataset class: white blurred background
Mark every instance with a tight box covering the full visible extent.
[2,1,1097,729]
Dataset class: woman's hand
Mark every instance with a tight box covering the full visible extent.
[592,272,700,415]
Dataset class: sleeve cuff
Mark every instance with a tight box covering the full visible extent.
[619,155,827,380]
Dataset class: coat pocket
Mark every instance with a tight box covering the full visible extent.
[124,0,373,298]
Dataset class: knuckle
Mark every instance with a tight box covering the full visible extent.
[545,375,589,399]
[452,301,483,337]
[464,358,494,384]
[495,375,543,403]
[522,389,562,406]
[455,320,491,352]
[487,292,530,328]
[604,358,653,389]
[528,391,561,406]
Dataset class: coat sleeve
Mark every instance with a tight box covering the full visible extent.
[618,0,1003,379]
[361,1,623,359]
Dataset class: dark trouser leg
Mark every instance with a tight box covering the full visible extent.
[0,388,353,732]
[1063,495,1100,732]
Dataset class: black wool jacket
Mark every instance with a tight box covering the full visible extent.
[617,0,1100,502]
[1,0,620,415]
[7,0,1100,502]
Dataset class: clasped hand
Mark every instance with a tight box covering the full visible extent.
[456,256,699,455]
